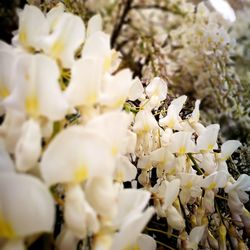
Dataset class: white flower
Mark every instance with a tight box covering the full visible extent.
[200,171,229,190]
[200,153,217,174]
[15,119,41,172]
[145,77,167,108]
[114,156,137,183]
[219,140,242,161]
[0,110,26,153]
[16,5,49,50]
[82,31,111,71]
[46,3,65,31]
[86,14,103,37]
[179,173,202,204]
[159,95,187,130]
[128,77,145,101]
[155,179,180,211]
[64,185,99,238]
[56,227,78,250]
[64,57,103,107]
[186,225,206,250]
[196,124,220,152]
[113,189,152,229]
[150,147,175,171]
[41,12,85,68]
[167,131,196,155]
[136,234,156,250]
[85,176,119,218]
[111,207,155,250]
[0,50,18,114]
[225,174,250,203]
[100,69,133,109]
[85,111,131,157]
[165,205,185,231]
[133,110,158,134]
[146,77,167,102]
[208,0,236,23]
[5,54,68,120]
[0,173,54,239]
[40,126,115,185]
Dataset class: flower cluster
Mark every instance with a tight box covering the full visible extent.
[0,4,155,250]
[0,3,249,250]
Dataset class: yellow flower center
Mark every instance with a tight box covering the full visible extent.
[19,30,27,45]
[51,40,64,57]
[0,85,10,98]
[179,146,186,155]
[208,181,217,190]
[74,165,88,183]
[25,95,39,117]
[0,214,16,239]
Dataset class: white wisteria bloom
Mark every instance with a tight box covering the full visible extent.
[0,173,54,241]
[154,179,180,211]
[100,69,133,109]
[86,14,102,38]
[0,50,18,114]
[225,174,250,203]
[82,31,113,72]
[85,176,119,218]
[165,205,185,231]
[167,131,196,155]
[145,77,167,109]
[112,189,152,228]
[64,57,103,107]
[159,95,187,130]
[218,140,242,161]
[200,171,229,190]
[64,185,99,238]
[85,111,131,156]
[16,5,49,50]
[41,12,85,68]
[208,0,236,23]
[46,3,65,31]
[40,126,115,185]
[56,227,78,250]
[111,207,155,250]
[114,156,137,183]
[146,77,167,102]
[15,118,41,172]
[0,110,26,153]
[196,124,220,152]
[128,77,145,101]
[133,110,158,134]
[5,54,68,120]
[150,147,175,172]
[179,173,203,204]
[186,225,206,250]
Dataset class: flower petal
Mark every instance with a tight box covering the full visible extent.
[0,173,54,239]
[40,126,115,185]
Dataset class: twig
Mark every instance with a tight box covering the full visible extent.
[111,0,133,47]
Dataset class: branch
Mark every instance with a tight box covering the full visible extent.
[111,0,133,48]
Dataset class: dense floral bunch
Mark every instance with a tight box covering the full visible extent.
[0,3,249,250]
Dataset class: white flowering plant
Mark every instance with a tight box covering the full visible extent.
[0,2,249,250]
